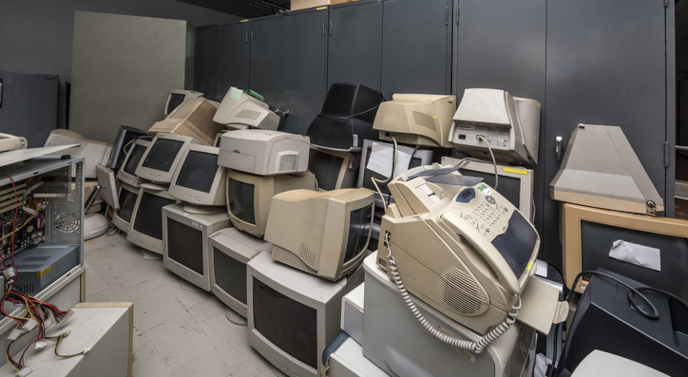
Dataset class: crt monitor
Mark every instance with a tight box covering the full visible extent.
[213,87,279,131]
[372,94,456,148]
[225,170,316,238]
[111,183,139,233]
[126,184,180,254]
[305,83,384,152]
[247,251,364,377]
[162,204,230,291]
[450,88,540,165]
[107,126,148,171]
[209,228,272,318]
[95,164,119,209]
[558,269,688,377]
[308,146,358,191]
[44,129,112,179]
[169,144,226,207]
[165,89,203,115]
[135,133,200,185]
[358,139,434,208]
[116,139,150,188]
[561,203,688,301]
[377,165,540,335]
[265,188,375,281]
[442,156,535,221]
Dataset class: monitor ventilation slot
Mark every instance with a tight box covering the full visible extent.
[236,109,261,120]
[437,267,488,316]
[278,155,298,173]
[413,111,437,132]
[298,243,317,268]
[272,245,316,274]
[322,84,357,115]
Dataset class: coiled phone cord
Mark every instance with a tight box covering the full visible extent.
[384,232,520,354]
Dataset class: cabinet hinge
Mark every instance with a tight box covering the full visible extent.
[665,141,670,167]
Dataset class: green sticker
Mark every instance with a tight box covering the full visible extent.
[478,184,487,192]
[229,87,242,100]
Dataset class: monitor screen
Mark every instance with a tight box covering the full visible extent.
[309,149,343,191]
[214,248,248,305]
[344,203,373,263]
[167,218,204,275]
[459,169,521,209]
[141,138,184,173]
[133,192,176,240]
[362,144,424,196]
[167,93,186,114]
[175,150,218,193]
[116,187,138,223]
[123,143,148,176]
[228,179,255,225]
[253,278,317,369]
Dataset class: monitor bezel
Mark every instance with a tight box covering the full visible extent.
[162,203,230,291]
[442,156,534,221]
[561,203,688,294]
[107,126,148,170]
[111,183,139,233]
[134,133,200,184]
[164,89,203,116]
[126,185,180,254]
[168,144,226,206]
[209,228,272,318]
[116,139,151,188]
[310,145,357,192]
[96,163,120,210]
[247,252,347,377]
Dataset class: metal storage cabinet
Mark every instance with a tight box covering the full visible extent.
[452,0,547,247]
[281,8,329,135]
[380,0,453,99]
[0,71,59,148]
[218,21,251,100]
[249,14,285,109]
[194,25,220,100]
[327,0,383,91]
[541,0,673,267]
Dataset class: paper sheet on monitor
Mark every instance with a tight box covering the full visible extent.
[367,142,412,179]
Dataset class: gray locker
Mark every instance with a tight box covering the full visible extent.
[281,8,329,135]
[218,21,251,100]
[542,0,671,268]
[453,0,547,248]
[327,0,383,91]
[194,26,220,100]
[381,0,452,99]
[249,15,285,109]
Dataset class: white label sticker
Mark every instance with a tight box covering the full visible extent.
[483,188,493,195]
[367,142,412,179]
[609,240,661,272]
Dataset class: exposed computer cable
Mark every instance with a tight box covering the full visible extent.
[477,136,498,190]
[384,232,519,354]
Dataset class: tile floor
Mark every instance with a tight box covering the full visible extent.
[84,232,285,377]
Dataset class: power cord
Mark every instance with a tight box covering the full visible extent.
[371,137,398,210]
[476,136,498,190]
[384,232,519,354]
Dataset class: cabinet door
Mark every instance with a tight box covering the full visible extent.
[328,0,383,90]
[194,26,220,99]
[249,15,285,109]
[281,8,329,135]
[381,0,452,98]
[542,0,668,268]
[218,22,251,101]
[454,0,546,245]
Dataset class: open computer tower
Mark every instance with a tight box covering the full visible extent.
[209,228,272,318]
[126,185,180,254]
[247,252,364,377]
[116,139,150,188]
[162,204,230,291]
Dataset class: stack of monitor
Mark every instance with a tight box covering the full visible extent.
[107,126,148,171]
[308,146,359,191]
[164,89,204,116]
[213,87,280,131]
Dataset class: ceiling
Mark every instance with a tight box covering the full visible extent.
[177,0,292,19]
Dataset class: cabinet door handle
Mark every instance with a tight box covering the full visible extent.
[329,21,333,35]
[555,136,564,162]
[245,31,249,43]
[322,21,325,36]
[250,30,254,43]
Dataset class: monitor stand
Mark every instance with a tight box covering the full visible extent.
[183,204,225,215]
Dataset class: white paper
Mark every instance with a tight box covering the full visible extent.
[609,239,661,272]
[366,142,412,179]
[535,259,548,278]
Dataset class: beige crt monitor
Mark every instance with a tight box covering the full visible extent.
[550,124,664,215]
[309,145,359,191]
[225,170,317,238]
[44,129,113,178]
[164,89,203,115]
[0,133,27,152]
[219,130,310,176]
[111,183,139,233]
[450,88,540,165]
[213,87,279,131]
[372,94,456,148]
[377,164,540,335]
[116,139,150,187]
[126,184,180,254]
[135,133,200,184]
[265,188,375,281]
[168,144,226,207]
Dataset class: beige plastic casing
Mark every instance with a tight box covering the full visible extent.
[126,184,180,254]
[168,144,226,206]
[265,188,375,281]
[116,139,150,188]
[134,133,201,185]
[219,129,310,176]
[310,145,359,191]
